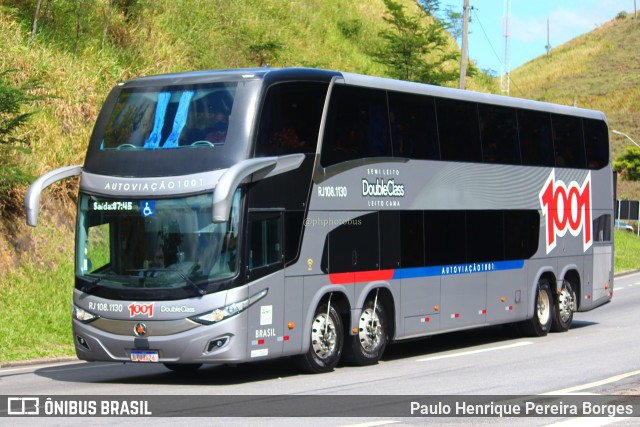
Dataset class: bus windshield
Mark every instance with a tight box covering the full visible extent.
[101,83,238,150]
[76,191,241,293]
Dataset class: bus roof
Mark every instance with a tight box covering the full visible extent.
[118,67,606,122]
[117,68,340,88]
[340,71,607,121]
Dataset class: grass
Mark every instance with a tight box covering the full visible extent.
[614,228,640,273]
[0,0,486,365]
[1,1,640,364]
[0,210,76,363]
[510,15,640,200]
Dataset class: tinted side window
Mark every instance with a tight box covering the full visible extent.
[255,82,328,156]
[247,212,283,281]
[583,118,609,169]
[478,104,521,164]
[518,110,554,166]
[436,98,482,162]
[379,211,401,270]
[504,210,539,259]
[467,211,504,263]
[321,86,391,167]
[400,211,425,267]
[593,214,612,242]
[388,92,440,160]
[323,213,379,273]
[552,114,586,168]
[425,211,466,266]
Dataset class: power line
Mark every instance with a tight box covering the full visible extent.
[500,0,511,95]
[470,7,523,96]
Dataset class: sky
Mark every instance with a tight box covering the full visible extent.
[438,0,635,75]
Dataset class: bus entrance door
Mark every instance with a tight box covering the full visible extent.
[246,211,285,360]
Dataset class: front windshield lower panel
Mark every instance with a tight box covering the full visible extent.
[76,191,241,298]
[101,83,237,150]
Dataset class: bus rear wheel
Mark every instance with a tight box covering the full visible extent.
[298,302,343,373]
[520,278,553,337]
[344,298,388,366]
[551,279,575,332]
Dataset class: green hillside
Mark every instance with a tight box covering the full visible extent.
[1,0,637,364]
[509,13,640,200]
[0,0,485,362]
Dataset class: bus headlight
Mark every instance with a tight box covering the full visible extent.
[190,288,268,325]
[72,304,99,323]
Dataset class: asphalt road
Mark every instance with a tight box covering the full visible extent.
[2,271,640,426]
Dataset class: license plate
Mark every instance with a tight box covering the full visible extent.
[130,350,159,363]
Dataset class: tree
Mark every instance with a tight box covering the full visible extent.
[614,146,640,181]
[440,5,465,45]
[73,0,85,57]
[0,70,46,209]
[372,0,459,85]
[30,0,44,43]
[102,0,116,49]
[417,0,440,15]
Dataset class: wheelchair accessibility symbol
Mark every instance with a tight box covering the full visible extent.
[141,201,156,217]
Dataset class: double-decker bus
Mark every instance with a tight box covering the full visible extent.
[26,68,614,373]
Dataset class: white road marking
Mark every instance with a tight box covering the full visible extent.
[545,417,630,427]
[416,341,533,362]
[340,421,400,427]
[542,369,640,395]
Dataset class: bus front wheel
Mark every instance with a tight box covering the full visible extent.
[521,278,553,337]
[344,297,388,366]
[298,302,343,373]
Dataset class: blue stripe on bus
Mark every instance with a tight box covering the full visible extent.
[392,259,525,280]
[329,260,526,285]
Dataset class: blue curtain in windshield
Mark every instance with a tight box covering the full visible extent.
[143,92,171,149]
[163,90,195,148]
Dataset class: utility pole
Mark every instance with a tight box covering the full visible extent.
[500,0,511,95]
[459,0,470,90]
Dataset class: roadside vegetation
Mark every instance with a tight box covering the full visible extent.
[0,1,639,364]
[614,228,640,273]
[0,0,492,364]
[510,13,640,200]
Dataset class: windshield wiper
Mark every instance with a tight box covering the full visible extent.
[82,271,120,293]
[127,268,206,297]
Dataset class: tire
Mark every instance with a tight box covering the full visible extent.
[551,279,576,332]
[343,298,388,366]
[163,363,202,372]
[520,278,553,337]
[297,302,344,373]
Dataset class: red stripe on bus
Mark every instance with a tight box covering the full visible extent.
[329,269,395,285]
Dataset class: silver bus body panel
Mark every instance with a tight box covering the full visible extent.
[71,158,613,363]
[26,68,613,367]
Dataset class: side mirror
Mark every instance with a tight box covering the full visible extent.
[25,165,82,226]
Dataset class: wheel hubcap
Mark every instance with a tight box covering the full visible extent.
[558,288,574,323]
[311,313,336,359]
[358,308,382,352]
[537,289,551,326]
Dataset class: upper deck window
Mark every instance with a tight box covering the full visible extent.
[320,85,392,167]
[101,83,238,150]
[255,82,328,156]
